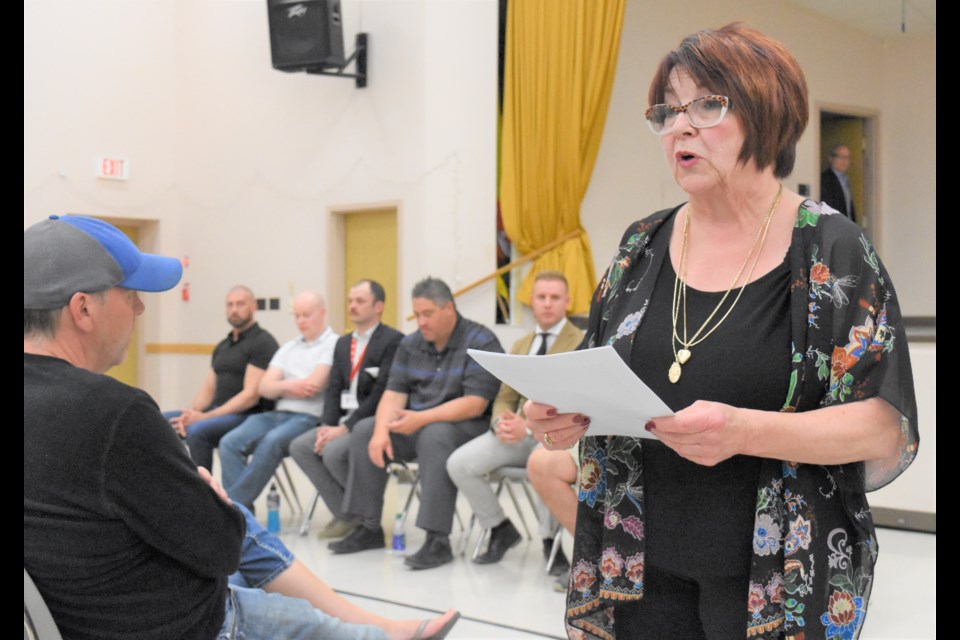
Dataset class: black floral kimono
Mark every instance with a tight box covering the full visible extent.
[565,201,919,640]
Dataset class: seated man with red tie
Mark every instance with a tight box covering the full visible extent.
[289,280,403,539]
[446,271,583,568]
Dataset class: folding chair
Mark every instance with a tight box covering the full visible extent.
[271,459,303,519]
[461,465,541,559]
[24,568,63,640]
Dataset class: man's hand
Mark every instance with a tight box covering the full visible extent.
[368,429,394,468]
[170,409,205,437]
[314,425,348,454]
[198,466,232,505]
[386,409,424,436]
[495,410,528,444]
[284,379,322,399]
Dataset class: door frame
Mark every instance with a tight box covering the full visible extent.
[816,104,880,248]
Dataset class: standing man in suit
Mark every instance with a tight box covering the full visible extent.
[290,280,404,539]
[446,271,583,567]
[821,143,856,222]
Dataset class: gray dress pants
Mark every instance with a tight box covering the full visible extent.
[342,416,487,534]
[446,431,547,532]
[289,428,351,520]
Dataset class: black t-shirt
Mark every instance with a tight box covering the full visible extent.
[630,221,791,579]
[210,322,279,411]
[24,354,246,640]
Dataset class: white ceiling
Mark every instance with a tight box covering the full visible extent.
[785,0,936,38]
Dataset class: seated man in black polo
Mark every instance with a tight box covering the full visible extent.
[165,285,278,471]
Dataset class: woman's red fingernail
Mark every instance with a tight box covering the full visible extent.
[582,419,591,428]
[573,414,584,424]
[546,408,557,417]
[644,421,656,431]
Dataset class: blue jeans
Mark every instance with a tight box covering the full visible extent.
[220,411,317,507]
[222,504,386,640]
[163,409,247,471]
[232,503,294,588]
[220,586,387,640]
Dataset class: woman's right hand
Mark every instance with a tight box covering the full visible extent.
[523,400,590,450]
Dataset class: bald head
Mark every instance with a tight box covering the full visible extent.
[228,285,255,300]
[293,290,327,340]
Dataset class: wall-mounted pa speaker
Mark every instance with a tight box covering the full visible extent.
[267,0,346,71]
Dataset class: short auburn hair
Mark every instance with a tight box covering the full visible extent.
[648,23,809,178]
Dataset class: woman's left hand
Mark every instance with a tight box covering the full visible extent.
[649,400,749,466]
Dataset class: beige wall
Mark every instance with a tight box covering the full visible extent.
[25,0,499,406]
[878,36,937,315]
[583,0,935,318]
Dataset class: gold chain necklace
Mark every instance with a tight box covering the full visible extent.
[668,183,783,384]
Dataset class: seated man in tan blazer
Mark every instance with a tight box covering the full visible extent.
[447,271,583,569]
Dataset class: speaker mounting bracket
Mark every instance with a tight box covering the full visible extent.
[305,32,368,88]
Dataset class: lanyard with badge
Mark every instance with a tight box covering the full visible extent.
[341,336,366,412]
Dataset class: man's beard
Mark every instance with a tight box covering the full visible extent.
[228,314,250,329]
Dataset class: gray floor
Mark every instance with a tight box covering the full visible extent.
[275,485,936,639]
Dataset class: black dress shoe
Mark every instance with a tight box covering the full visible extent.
[404,533,453,570]
[474,519,521,565]
[328,525,385,554]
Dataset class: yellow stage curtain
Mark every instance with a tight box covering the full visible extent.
[499,0,625,315]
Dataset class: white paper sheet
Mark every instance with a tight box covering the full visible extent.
[468,345,673,438]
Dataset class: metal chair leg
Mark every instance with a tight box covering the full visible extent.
[299,490,321,536]
[400,475,420,517]
[272,471,295,516]
[546,527,564,573]
[503,480,533,540]
[520,479,543,525]
[280,459,303,513]
[458,514,477,556]
[472,527,488,560]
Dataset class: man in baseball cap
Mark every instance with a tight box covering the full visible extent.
[24,216,409,639]
[24,214,183,309]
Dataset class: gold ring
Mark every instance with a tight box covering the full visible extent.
[543,433,554,447]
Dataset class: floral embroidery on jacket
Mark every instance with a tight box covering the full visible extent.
[565,202,918,640]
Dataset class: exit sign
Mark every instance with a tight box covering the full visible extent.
[97,157,129,180]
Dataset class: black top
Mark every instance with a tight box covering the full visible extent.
[24,354,245,640]
[210,322,279,411]
[566,202,919,639]
[631,217,791,578]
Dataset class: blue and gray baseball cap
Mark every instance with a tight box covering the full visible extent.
[24,215,183,309]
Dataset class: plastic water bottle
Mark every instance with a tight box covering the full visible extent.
[391,511,406,554]
[266,483,281,534]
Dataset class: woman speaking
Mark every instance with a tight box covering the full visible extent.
[526,24,918,640]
